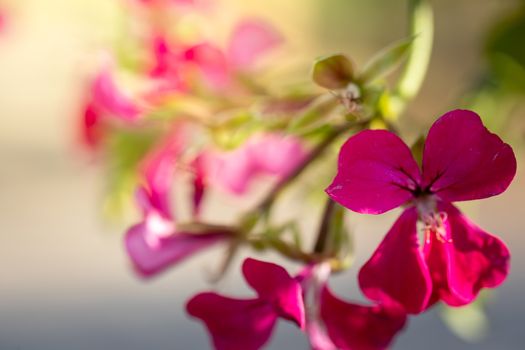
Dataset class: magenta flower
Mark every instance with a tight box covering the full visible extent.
[124,126,228,277]
[197,133,307,195]
[89,68,141,122]
[227,19,283,70]
[326,110,516,313]
[146,18,282,94]
[300,264,407,350]
[80,67,142,149]
[187,258,305,350]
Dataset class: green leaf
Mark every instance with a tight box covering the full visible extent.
[359,37,414,84]
[103,128,158,219]
[312,54,354,89]
[440,299,489,343]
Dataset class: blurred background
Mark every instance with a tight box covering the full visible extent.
[1,0,524,349]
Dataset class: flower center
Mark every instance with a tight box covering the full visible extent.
[414,195,452,244]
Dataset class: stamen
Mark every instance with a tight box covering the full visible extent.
[422,211,452,244]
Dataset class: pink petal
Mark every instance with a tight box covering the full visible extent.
[139,125,188,218]
[80,102,103,149]
[91,69,141,121]
[149,34,173,78]
[0,10,7,33]
[358,208,432,314]
[191,154,207,218]
[227,19,283,69]
[242,258,305,329]
[186,293,277,350]
[320,287,407,350]
[422,109,516,202]
[200,134,307,195]
[424,202,510,307]
[124,223,225,277]
[326,130,421,214]
[248,134,307,177]
[184,43,231,89]
[199,147,255,195]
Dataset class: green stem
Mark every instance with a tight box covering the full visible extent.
[392,0,434,114]
[313,198,336,254]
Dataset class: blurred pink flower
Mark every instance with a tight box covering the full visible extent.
[326,109,516,313]
[90,68,141,121]
[80,68,142,149]
[197,133,307,195]
[146,18,282,93]
[124,125,229,277]
[227,18,283,70]
[186,258,305,350]
[0,10,6,33]
[135,0,196,7]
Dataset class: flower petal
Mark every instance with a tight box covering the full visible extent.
[424,202,510,307]
[187,293,277,350]
[320,286,407,350]
[326,130,421,214]
[358,208,432,314]
[124,223,225,277]
[242,258,305,329]
[200,133,306,195]
[248,134,307,177]
[184,43,231,89]
[199,147,255,195]
[422,109,516,202]
[80,102,103,149]
[139,125,188,218]
[91,68,140,121]
[227,19,283,69]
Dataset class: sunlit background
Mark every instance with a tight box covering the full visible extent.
[1,0,525,349]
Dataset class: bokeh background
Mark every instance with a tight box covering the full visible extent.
[1,0,524,349]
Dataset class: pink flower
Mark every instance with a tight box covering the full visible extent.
[124,125,228,277]
[147,18,282,93]
[80,68,142,149]
[186,258,305,350]
[0,9,6,33]
[300,264,407,350]
[326,109,516,313]
[90,68,141,122]
[196,133,307,195]
[135,0,196,7]
[227,18,283,70]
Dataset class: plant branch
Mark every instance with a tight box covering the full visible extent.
[313,198,336,254]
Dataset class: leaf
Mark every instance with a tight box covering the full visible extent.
[312,54,354,89]
[358,37,414,84]
[288,94,338,132]
[440,298,489,343]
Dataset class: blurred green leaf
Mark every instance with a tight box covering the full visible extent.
[103,128,158,219]
[312,54,354,89]
[486,5,525,92]
[440,298,490,343]
[359,37,414,84]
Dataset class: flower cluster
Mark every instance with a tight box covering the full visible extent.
[79,0,517,349]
